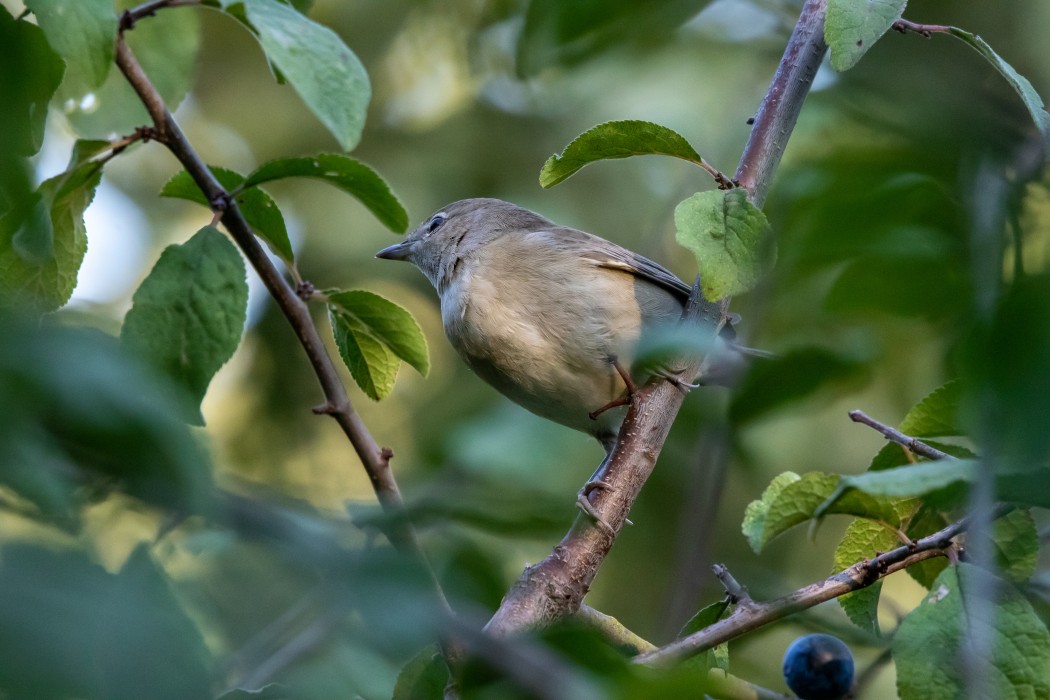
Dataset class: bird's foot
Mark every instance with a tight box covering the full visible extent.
[655,368,700,393]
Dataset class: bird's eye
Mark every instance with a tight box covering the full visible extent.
[425,213,446,235]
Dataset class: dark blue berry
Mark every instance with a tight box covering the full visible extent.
[782,633,855,700]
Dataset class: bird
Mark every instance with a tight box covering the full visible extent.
[376,198,753,524]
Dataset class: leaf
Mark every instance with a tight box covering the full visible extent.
[121,226,249,425]
[161,167,294,262]
[62,0,199,138]
[947,27,1050,150]
[678,599,731,672]
[0,543,212,700]
[327,290,429,400]
[893,564,1050,699]
[898,380,962,437]
[239,0,370,151]
[242,155,407,233]
[392,645,447,700]
[988,509,1039,583]
[0,140,104,312]
[838,459,978,498]
[515,0,713,77]
[0,8,65,156]
[539,120,708,188]
[825,0,907,72]
[904,506,949,589]
[833,518,901,635]
[674,188,776,300]
[24,0,116,90]
[743,471,900,553]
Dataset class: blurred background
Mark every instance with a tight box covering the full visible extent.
[2,0,1049,697]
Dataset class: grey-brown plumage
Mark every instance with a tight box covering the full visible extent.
[377,198,744,452]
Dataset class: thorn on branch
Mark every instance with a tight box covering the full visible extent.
[713,563,753,605]
[379,447,394,467]
[312,401,338,416]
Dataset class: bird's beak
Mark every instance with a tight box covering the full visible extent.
[376,240,412,261]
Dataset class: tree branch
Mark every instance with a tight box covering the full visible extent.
[113,11,449,612]
[636,506,989,668]
[483,0,829,637]
[848,410,954,461]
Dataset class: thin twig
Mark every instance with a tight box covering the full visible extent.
[848,410,954,461]
[892,18,951,38]
[636,505,1007,667]
[113,10,452,618]
[120,0,200,29]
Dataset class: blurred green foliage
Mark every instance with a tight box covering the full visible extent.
[1,0,1049,698]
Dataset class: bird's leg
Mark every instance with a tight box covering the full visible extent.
[654,367,700,392]
[588,355,638,420]
[576,451,615,536]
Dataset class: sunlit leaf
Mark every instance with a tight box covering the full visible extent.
[122,226,249,425]
[674,188,776,300]
[24,0,116,90]
[833,518,900,635]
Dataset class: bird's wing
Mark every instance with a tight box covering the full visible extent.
[549,226,693,301]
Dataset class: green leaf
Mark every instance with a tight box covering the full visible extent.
[392,645,447,700]
[988,509,1039,583]
[825,0,907,72]
[743,471,901,553]
[242,155,407,233]
[893,564,1050,699]
[515,0,713,77]
[839,459,978,498]
[0,9,65,157]
[833,518,901,635]
[678,599,731,671]
[899,380,962,437]
[0,140,104,312]
[238,0,370,151]
[121,226,249,425]
[539,120,708,188]
[674,188,776,301]
[904,506,949,589]
[161,167,294,262]
[0,543,212,700]
[947,27,1050,149]
[62,0,199,138]
[24,0,116,90]
[327,290,429,400]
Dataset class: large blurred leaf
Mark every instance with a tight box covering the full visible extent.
[539,120,709,188]
[516,0,713,77]
[0,8,65,157]
[122,226,249,425]
[675,188,776,300]
[0,139,105,312]
[161,167,294,262]
[61,0,199,138]
[242,155,408,233]
[24,0,116,90]
[825,0,906,72]
[0,544,212,700]
[0,314,213,519]
[233,0,371,151]
[893,563,1050,699]
[730,345,869,424]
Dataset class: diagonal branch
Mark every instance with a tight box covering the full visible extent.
[635,504,1008,668]
[849,409,955,461]
[113,7,449,613]
[484,0,829,636]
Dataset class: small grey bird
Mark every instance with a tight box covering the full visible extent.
[376,198,751,457]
